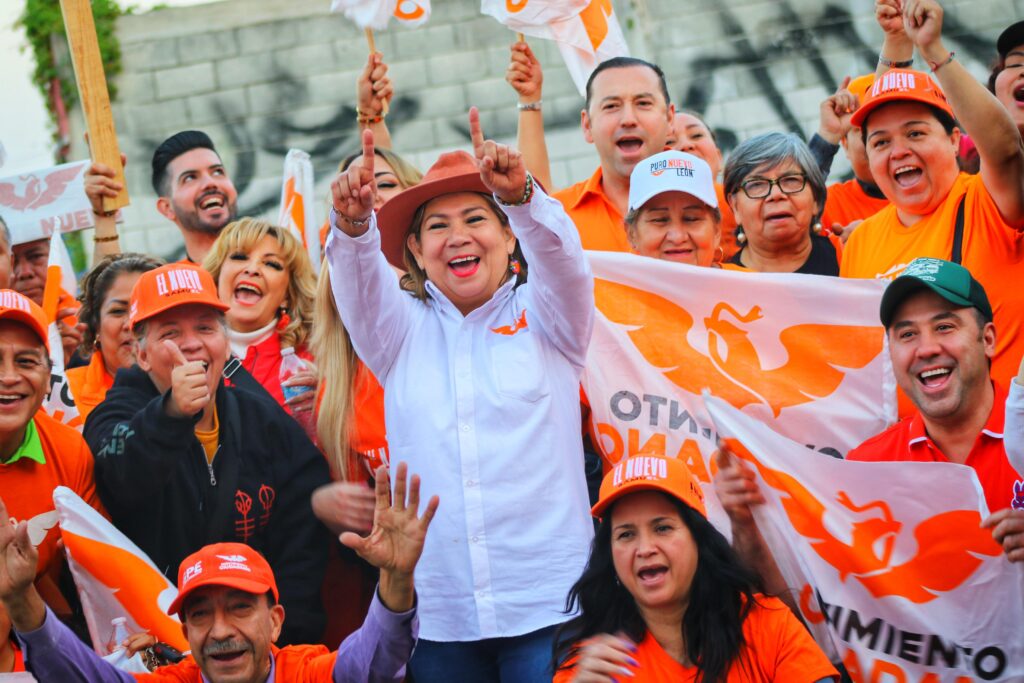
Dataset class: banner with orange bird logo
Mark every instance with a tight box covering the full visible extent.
[278,149,320,275]
[704,394,1024,681]
[54,487,189,655]
[584,252,895,494]
[329,0,430,30]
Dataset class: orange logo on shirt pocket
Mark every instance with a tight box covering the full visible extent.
[491,309,528,336]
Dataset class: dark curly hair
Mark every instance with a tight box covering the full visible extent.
[77,253,164,355]
[553,495,761,682]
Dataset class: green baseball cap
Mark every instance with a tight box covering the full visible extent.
[880,258,993,328]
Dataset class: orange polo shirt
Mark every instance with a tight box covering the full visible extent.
[553,166,630,252]
[554,596,837,682]
[0,410,104,582]
[847,383,1022,515]
[820,178,889,230]
[840,173,1024,386]
[135,644,336,681]
[65,352,114,421]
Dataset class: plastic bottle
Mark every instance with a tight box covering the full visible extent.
[106,616,130,654]
[280,347,315,403]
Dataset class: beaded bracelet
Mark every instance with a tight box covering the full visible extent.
[929,51,955,73]
[496,173,534,207]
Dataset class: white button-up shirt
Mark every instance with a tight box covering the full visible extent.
[327,187,595,641]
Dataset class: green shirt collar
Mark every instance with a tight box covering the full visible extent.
[2,420,45,466]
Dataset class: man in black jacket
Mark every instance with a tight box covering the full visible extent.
[83,263,330,645]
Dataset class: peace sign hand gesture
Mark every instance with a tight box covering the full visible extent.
[468,106,529,205]
[330,129,378,236]
[0,496,47,633]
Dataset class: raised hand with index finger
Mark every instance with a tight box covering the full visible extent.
[330,129,378,236]
[468,107,529,205]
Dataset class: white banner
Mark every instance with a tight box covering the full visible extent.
[0,161,93,245]
[329,0,430,30]
[583,253,896,527]
[482,0,630,96]
[278,149,320,275]
[704,394,1024,681]
[54,487,189,656]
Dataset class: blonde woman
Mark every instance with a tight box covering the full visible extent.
[203,218,317,415]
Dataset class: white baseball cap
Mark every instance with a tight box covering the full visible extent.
[627,151,718,214]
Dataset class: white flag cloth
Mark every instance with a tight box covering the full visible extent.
[482,0,628,96]
[41,232,81,429]
[277,149,320,275]
[583,253,895,527]
[54,487,190,656]
[329,0,430,30]
[704,394,1024,680]
[0,161,93,244]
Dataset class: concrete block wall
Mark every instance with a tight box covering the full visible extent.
[66,0,1016,260]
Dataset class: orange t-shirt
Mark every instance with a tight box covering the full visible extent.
[820,179,889,230]
[0,410,104,581]
[553,166,629,252]
[840,173,1024,385]
[66,352,114,421]
[554,596,837,682]
[848,383,1022,514]
[136,644,336,682]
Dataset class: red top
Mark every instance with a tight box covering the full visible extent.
[847,383,1024,514]
[240,331,313,410]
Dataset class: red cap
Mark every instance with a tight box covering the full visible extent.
[592,453,706,519]
[376,150,490,268]
[849,69,953,128]
[167,543,278,616]
[0,290,50,353]
[129,263,228,329]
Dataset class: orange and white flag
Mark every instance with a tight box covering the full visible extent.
[277,149,320,275]
[482,0,629,96]
[704,394,1024,680]
[583,253,895,527]
[330,0,430,30]
[54,486,190,655]
[40,232,81,429]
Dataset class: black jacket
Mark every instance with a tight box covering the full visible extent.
[84,365,331,645]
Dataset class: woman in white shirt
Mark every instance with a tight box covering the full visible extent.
[326,109,594,682]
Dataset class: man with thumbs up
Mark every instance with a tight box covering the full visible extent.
[83,263,331,646]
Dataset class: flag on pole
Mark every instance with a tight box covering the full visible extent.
[330,0,430,29]
[703,394,1024,680]
[40,232,81,429]
[277,149,320,275]
[481,0,629,96]
[54,486,190,655]
[583,253,895,528]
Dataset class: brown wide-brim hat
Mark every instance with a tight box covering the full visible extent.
[376,150,491,269]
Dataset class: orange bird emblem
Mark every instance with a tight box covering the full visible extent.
[594,279,883,417]
[491,309,528,336]
[726,439,1002,604]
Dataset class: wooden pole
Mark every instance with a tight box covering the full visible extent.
[517,32,525,43]
[59,0,129,214]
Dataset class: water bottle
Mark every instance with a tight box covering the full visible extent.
[280,347,315,403]
[106,616,130,654]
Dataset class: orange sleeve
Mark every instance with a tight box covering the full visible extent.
[754,598,838,681]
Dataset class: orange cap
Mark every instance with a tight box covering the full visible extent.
[167,542,279,616]
[592,453,706,519]
[846,74,875,105]
[129,263,228,329]
[0,290,50,353]
[849,69,953,128]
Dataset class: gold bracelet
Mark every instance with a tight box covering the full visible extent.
[93,234,120,243]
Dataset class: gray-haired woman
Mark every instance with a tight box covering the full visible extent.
[723,132,841,275]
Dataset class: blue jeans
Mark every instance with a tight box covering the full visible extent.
[409,624,558,683]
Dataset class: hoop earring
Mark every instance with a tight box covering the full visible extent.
[713,246,725,264]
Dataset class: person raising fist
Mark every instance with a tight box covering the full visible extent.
[326,108,595,682]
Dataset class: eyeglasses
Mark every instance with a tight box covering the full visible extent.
[738,174,808,199]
